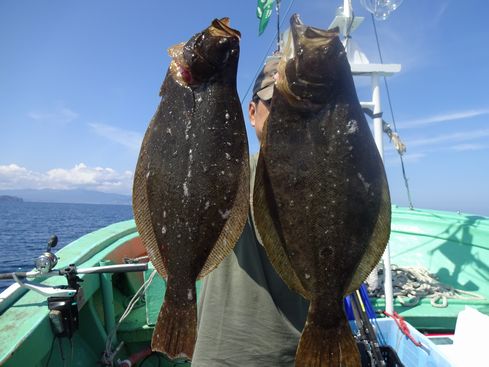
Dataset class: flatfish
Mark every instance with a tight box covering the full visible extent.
[133,18,249,359]
[253,14,391,366]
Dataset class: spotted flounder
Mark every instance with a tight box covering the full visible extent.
[133,18,249,360]
[253,14,391,366]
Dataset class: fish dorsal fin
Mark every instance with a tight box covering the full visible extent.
[197,152,250,279]
[252,150,311,299]
[346,172,391,294]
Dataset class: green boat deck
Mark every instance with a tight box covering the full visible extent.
[373,206,489,331]
[1,206,488,365]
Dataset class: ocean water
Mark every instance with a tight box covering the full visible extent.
[0,201,133,291]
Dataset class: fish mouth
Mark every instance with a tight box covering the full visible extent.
[210,18,241,39]
[168,18,240,86]
[277,14,344,105]
[289,14,341,82]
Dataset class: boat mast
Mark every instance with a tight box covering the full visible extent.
[330,0,401,314]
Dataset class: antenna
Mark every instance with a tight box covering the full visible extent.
[276,0,281,52]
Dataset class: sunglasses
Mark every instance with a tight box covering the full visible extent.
[253,94,272,108]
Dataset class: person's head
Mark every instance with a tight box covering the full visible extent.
[248,56,280,141]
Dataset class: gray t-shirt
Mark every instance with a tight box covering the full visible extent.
[192,155,309,367]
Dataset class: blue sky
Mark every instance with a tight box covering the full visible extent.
[0,0,488,215]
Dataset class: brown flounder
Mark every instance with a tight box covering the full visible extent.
[253,14,391,366]
[133,18,249,359]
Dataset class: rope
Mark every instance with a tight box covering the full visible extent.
[368,264,485,308]
[101,270,158,366]
[383,311,424,348]
[124,255,150,264]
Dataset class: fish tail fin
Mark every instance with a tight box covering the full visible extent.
[151,285,197,360]
[296,314,360,367]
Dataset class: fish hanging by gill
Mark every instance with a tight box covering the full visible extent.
[132,18,249,360]
[253,14,391,367]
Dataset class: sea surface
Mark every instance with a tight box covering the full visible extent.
[0,201,133,291]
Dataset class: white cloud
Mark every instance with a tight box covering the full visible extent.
[400,109,489,129]
[28,106,79,124]
[451,144,487,152]
[408,128,489,148]
[0,163,133,194]
[89,123,142,151]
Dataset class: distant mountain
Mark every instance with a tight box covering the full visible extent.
[0,189,131,205]
[0,195,24,203]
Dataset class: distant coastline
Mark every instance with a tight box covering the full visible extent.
[0,189,131,206]
[0,195,24,203]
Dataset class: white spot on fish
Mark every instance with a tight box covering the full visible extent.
[163,211,167,218]
[225,112,230,120]
[204,201,210,210]
[166,127,172,135]
[183,182,189,196]
[219,209,231,219]
[196,96,203,103]
[161,226,167,234]
[357,173,370,192]
[187,289,193,301]
[185,120,192,141]
[346,120,358,134]
[304,273,311,280]
[146,171,150,179]
[225,153,231,160]
[226,142,232,146]
[187,149,193,178]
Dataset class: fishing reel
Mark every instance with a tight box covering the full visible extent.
[6,236,148,339]
[34,235,59,274]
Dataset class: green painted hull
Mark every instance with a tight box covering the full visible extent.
[1,206,488,365]
[372,206,489,331]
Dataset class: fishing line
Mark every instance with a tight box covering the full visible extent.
[45,335,57,367]
[58,337,67,367]
[240,0,296,106]
[370,13,414,209]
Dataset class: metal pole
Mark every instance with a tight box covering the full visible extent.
[343,0,352,18]
[99,260,117,345]
[372,74,384,159]
[276,0,281,51]
[372,73,394,314]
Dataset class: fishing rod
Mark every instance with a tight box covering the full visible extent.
[0,235,148,298]
[0,235,149,341]
[350,290,387,366]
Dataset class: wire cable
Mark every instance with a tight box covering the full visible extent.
[370,13,414,209]
[240,0,296,106]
